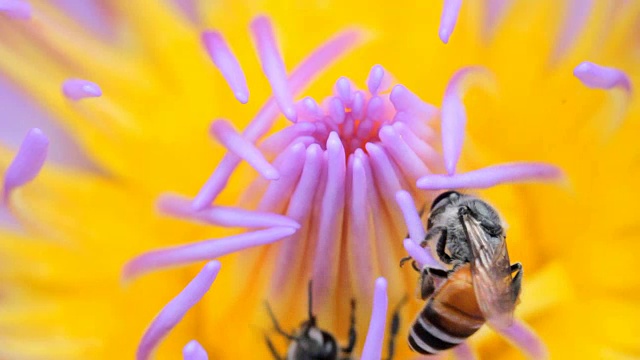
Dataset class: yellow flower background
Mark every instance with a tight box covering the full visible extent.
[0,0,639,359]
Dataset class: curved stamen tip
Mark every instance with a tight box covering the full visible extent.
[367,64,385,95]
[250,15,297,122]
[439,0,462,44]
[201,30,250,104]
[183,340,209,360]
[416,162,564,190]
[0,0,32,20]
[62,79,102,101]
[496,320,549,360]
[361,277,388,360]
[403,238,443,270]
[136,261,221,360]
[2,128,49,204]
[573,61,632,92]
[395,190,426,245]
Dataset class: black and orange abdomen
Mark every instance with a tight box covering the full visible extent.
[408,265,486,355]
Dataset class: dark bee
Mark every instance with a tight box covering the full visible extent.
[264,281,356,360]
[403,191,523,355]
[265,281,404,360]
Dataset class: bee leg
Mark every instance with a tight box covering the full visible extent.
[510,262,523,300]
[341,299,357,355]
[264,334,284,360]
[264,301,296,340]
[399,255,413,268]
[418,267,448,300]
[385,296,408,360]
[434,228,452,264]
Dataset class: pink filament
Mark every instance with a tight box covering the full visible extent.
[0,0,31,20]
[416,162,563,190]
[201,31,249,104]
[2,128,49,204]
[156,194,300,229]
[192,28,365,210]
[137,261,220,360]
[123,227,296,280]
[574,61,632,92]
[250,16,297,122]
[403,238,443,270]
[495,320,549,359]
[209,119,279,180]
[61,79,102,100]
[183,340,209,360]
[361,277,388,360]
[394,190,426,245]
[439,0,463,43]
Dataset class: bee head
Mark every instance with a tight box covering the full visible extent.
[430,190,460,211]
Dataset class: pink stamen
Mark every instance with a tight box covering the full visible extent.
[366,96,384,122]
[156,194,300,229]
[270,144,323,294]
[361,277,388,360]
[364,143,403,203]
[260,122,316,154]
[574,61,632,92]
[250,16,297,122]
[416,162,563,190]
[439,0,462,43]
[394,190,426,245]
[2,128,49,204]
[441,67,491,175]
[392,122,440,166]
[257,143,307,213]
[136,261,221,360]
[122,227,296,281]
[336,77,352,104]
[367,64,385,95]
[300,97,322,120]
[452,342,476,360]
[389,85,437,121]
[403,238,443,270]
[495,320,549,360]
[379,125,430,180]
[62,79,102,101]
[209,119,279,180]
[0,0,31,20]
[312,132,346,306]
[201,31,249,104]
[192,28,365,210]
[183,340,208,360]
[348,156,376,298]
[351,90,366,120]
[329,97,346,124]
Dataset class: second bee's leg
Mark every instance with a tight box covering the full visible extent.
[433,228,451,264]
[510,262,523,300]
[341,299,357,354]
[264,334,284,360]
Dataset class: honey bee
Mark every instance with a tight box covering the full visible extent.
[403,191,523,355]
[264,281,357,360]
[264,281,403,360]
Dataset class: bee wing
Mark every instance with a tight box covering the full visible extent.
[461,212,515,329]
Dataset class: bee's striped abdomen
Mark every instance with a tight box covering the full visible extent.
[408,266,485,355]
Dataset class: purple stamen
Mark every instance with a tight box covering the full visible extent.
[300,97,322,120]
[336,77,352,104]
[403,238,443,270]
[62,79,102,101]
[312,132,346,306]
[379,125,430,180]
[495,320,549,359]
[348,156,376,298]
[250,16,297,122]
[192,28,365,210]
[156,194,300,229]
[351,90,366,120]
[392,122,440,166]
[361,277,388,360]
[0,0,31,20]
[260,122,316,153]
[574,61,632,92]
[394,190,426,245]
[257,143,307,213]
[209,119,279,180]
[136,261,221,360]
[201,31,249,104]
[367,96,384,122]
[441,67,491,175]
[439,0,462,43]
[416,162,563,190]
[389,85,437,120]
[2,128,48,204]
[329,97,346,124]
[367,64,386,95]
[452,342,476,360]
[183,340,208,360]
[122,227,296,281]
